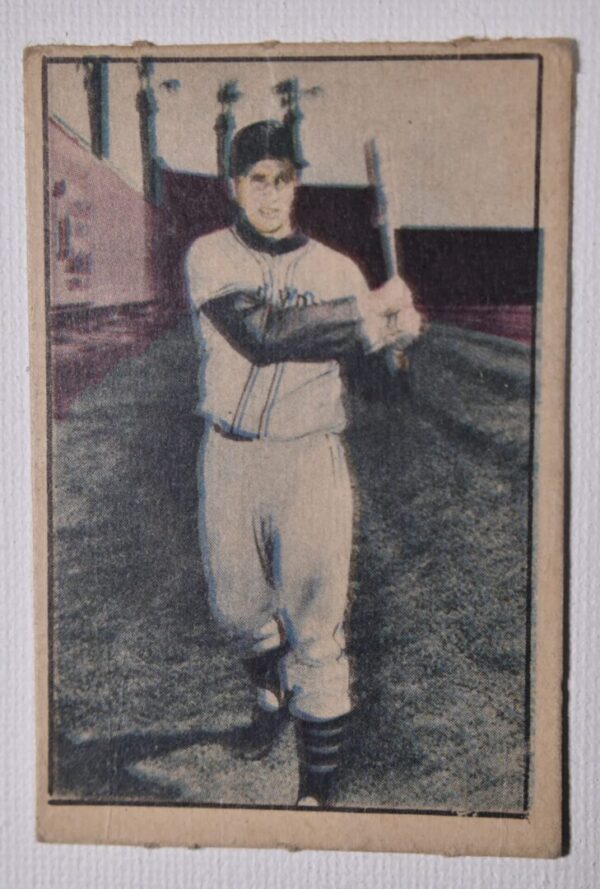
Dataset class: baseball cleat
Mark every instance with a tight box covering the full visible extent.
[295,767,335,807]
[296,795,321,807]
[242,646,286,708]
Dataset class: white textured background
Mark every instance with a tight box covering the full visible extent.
[1,1,597,886]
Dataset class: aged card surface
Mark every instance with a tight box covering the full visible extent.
[25,39,573,856]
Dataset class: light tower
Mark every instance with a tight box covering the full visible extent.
[82,57,110,159]
[273,77,322,170]
[136,58,162,206]
[215,80,243,185]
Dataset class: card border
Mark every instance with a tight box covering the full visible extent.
[25,38,573,856]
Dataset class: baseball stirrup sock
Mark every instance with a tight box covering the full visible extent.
[296,713,350,806]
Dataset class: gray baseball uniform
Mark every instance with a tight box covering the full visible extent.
[186,216,371,721]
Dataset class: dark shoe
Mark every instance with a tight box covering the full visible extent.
[297,767,336,807]
[295,713,350,807]
[232,703,289,761]
[242,646,287,709]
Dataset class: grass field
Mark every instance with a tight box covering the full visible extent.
[50,318,532,812]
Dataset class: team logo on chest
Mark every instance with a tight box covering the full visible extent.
[277,286,317,308]
[257,284,318,308]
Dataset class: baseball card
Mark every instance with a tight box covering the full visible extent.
[24,40,573,856]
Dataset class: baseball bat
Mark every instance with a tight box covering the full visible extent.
[364,137,412,372]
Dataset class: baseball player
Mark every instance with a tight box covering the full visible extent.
[186,120,422,807]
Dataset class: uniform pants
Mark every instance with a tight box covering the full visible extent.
[198,426,354,720]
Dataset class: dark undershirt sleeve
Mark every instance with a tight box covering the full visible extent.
[200,289,364,365]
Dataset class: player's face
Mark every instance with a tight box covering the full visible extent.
[235,158,297,238]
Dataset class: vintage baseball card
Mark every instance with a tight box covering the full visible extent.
[25,40,573,856]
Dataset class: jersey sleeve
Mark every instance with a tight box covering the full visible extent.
[185,239,238,309]
[200,289,365,366]
[185,241,206,309]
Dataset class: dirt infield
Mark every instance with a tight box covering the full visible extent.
[50,319,532,813]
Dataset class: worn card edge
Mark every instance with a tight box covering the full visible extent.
[24,37,574,857]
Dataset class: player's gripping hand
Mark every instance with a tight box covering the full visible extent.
[357,276,425,353]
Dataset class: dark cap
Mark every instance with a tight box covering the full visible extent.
[230,120,304,177]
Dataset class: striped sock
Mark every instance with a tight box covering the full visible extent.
[296,713,350,806]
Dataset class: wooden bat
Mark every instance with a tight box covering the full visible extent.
[364,137,412,372]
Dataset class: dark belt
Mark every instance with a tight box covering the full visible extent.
[212,423,256,443]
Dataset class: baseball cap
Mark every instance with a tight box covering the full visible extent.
[229,120,305,177]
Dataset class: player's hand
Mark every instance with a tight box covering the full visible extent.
[373,275,415,317]
[383,299,424,344]
[358,276,425,352]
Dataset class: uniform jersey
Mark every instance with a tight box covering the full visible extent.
[186,220,371,441]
